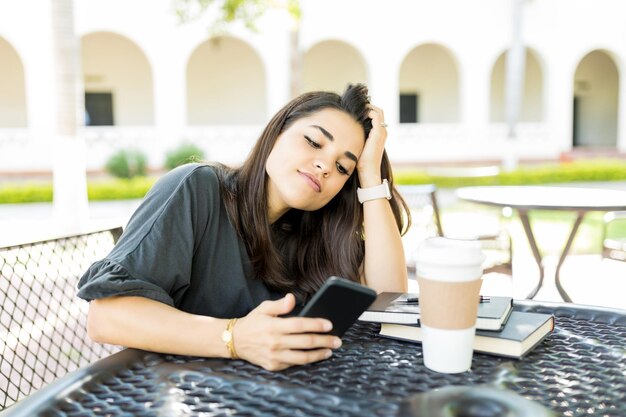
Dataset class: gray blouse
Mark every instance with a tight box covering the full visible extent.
[77,163,281,318]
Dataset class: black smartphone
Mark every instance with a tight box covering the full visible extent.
[298,276,377,337]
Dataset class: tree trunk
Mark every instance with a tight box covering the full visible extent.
[51,0,89,232]
[503,0,526,170]
[289,27,302,98]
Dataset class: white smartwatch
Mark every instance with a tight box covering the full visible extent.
[357,179,392,203]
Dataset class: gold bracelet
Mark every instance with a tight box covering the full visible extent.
[221,318,239,359]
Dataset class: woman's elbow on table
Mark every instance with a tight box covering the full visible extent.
[86,298,116,344]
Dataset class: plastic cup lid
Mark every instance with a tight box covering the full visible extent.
[416,237,485,267]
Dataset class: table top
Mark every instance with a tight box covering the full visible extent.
[456,185,626,211]
[4,302,626,417]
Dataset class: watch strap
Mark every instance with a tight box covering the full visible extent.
[357,179,392,203]
[221,318,239,359]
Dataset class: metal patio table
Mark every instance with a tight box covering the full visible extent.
[456,185,626,301]
[2,300,625,417]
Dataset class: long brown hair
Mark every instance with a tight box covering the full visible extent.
[215,84,411,299]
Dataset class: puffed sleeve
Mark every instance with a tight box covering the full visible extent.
[77,164,218,307]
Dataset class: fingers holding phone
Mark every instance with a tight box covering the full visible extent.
[234,277,375,371]
[297,277,377,337]
[233,294,342,371]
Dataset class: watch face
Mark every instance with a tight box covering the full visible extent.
[222,330,232,343]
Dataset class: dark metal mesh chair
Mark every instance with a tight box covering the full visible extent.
[0,227,123,410]
[398,184,443,237]
[399,185,444,278]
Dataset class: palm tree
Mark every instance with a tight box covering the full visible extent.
[503,0,527,170]
[51,0,89,232]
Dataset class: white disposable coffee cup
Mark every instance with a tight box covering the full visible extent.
[415,237,485,373]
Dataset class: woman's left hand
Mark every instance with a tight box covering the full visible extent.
[357,104,387,186]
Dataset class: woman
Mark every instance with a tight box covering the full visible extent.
[78,84,410,371]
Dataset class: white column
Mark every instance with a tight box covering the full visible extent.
[368,55,404,164]
[51,0,89,233]
[264,45,291,117]
[152,47,187,168]
[545,60,574,153]
[259,9,292,116]
[460,57,490,142]
[368,58,399,127]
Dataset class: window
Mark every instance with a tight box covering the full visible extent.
[85,92,114,126]
[400,93,418,123]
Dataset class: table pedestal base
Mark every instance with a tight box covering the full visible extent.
[518,210,585,302]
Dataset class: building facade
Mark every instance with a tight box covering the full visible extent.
[1,0,625,174]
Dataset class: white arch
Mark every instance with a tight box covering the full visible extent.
[186,36,267,125]
[572,49,620,147]
[489,47,545,122]
[0,36,27,127]
[81,31,155,125]
[301,39,368,94]
[398,43,460,123]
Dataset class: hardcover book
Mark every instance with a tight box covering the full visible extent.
[358,292,513,331]
[378,311,555,359]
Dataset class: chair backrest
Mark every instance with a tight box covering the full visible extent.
[0,227,123,410]
[398,184,512,275]
[397,184,443,237]
[602,211,626,262]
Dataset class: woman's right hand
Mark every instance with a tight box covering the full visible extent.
[233,294,342,371]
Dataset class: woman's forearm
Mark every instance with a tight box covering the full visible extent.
[87,296,230,358]
[87,294,341,371]
[361,197,408,293]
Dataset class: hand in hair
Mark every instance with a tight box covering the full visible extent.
[232,294,342,371]
[357,103,387,187]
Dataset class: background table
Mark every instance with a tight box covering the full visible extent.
[3,301,625,417]
[456,185,626,301]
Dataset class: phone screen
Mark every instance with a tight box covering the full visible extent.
[298,276,377,337]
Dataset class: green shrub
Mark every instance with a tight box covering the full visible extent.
[164,143,205,170]
[105,149,148,179]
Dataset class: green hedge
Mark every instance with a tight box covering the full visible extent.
[1,160,625,204]
[0,183,54,204]
[87,177,156,201]
[0,177,157,204]
[394,160,626,188]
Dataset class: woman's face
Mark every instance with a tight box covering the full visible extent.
[266,108,365,223]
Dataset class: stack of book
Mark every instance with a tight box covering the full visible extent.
[359,292,554,359]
